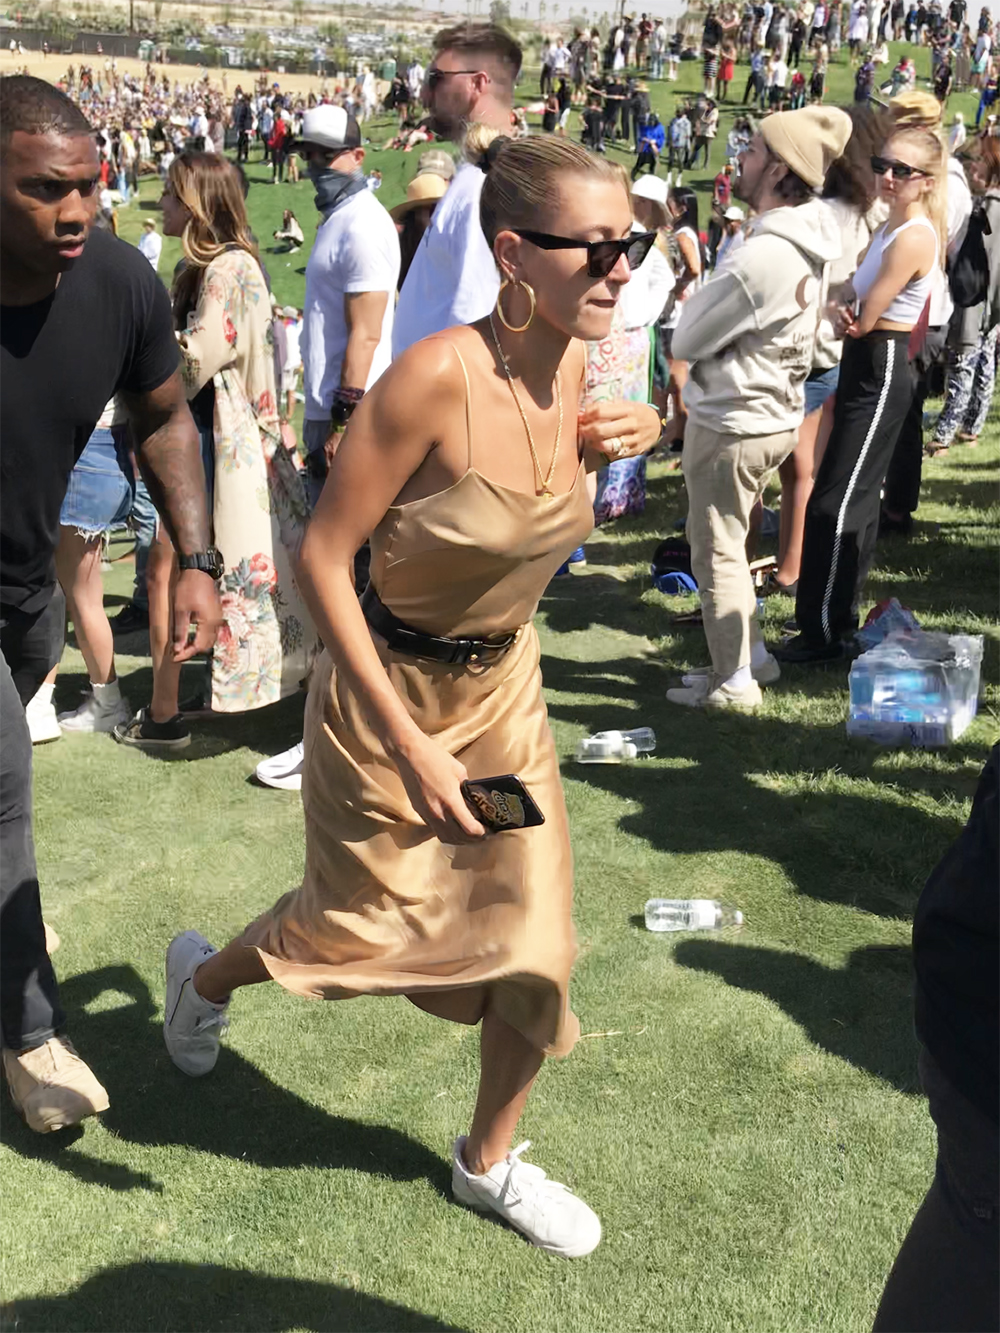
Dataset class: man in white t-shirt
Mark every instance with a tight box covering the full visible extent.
[137,218,162,271]
[295,104,400,507]
[254,103,400,793]
[392,22,522,358]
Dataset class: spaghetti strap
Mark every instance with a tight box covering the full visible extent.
[447,343,475,471]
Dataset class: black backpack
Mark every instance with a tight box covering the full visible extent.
[949,202,991,309]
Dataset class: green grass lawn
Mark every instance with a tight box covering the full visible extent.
[2,46,998,1333]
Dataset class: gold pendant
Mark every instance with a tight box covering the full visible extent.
[539,486,554,499]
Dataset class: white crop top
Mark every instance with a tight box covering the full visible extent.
[851,216,939,325]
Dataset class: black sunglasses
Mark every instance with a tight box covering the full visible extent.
[871,155,931,180]
[424,67,483,89]
[514,228,658,278]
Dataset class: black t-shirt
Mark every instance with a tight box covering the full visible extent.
[0,226,178,613]
[913,744,999,1123]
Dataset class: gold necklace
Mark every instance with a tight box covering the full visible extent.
[488,314,563,498]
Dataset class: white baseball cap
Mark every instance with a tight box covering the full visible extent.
[723,205,745,220]
[294,104,361,153]
[631,174,668,206]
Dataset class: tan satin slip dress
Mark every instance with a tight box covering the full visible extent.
[238,344,594,1058]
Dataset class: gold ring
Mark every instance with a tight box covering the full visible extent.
[606,435,626,459]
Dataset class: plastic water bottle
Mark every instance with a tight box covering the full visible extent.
[644,898,744,932]
[576,728,656,763]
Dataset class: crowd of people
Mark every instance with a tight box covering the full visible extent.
[0,13,997,1322]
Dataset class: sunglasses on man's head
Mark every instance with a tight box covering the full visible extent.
[871,154,931,179]
[514,228,658,278]
[424,67,483,89]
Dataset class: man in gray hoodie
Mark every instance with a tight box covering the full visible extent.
[666,105,852,712]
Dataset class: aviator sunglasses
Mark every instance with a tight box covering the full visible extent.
[513,228,658,278]
[870,155,932,180]
[424,67,484,89]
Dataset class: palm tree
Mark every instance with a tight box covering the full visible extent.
[291,0,305,26]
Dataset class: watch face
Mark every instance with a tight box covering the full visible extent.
[206,547,225,580]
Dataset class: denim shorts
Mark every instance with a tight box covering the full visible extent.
[59,428,134,537]
[804,363,840,416]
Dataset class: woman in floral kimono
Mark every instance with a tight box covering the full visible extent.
[115,152,313,751]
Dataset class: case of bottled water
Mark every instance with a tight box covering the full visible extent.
[847,630,984,747]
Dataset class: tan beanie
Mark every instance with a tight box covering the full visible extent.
[760,105,853,190]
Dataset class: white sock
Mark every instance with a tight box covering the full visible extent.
[92,678,121,706]
[750,640,770,668]
[720,665,752,692]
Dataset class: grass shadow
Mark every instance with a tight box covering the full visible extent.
[0,1261,470,1332]
[1,966,450,1199]
[674,940,919,1093]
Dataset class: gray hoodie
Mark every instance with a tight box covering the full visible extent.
[672,196,842,437]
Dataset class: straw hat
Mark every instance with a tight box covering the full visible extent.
[390,172,449,222]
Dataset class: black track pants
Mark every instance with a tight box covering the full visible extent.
[796,331,916,645]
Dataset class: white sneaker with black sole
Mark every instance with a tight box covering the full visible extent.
[451,1136,602,1257]
[163,931,229,1076]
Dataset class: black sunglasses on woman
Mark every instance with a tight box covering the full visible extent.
[870,154,932,180]
[513,228,658,278]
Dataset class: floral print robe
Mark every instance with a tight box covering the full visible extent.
[178,248,316,713]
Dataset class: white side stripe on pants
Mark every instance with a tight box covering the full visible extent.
[820,337,895,644]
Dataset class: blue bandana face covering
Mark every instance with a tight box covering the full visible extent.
[308,163,366,216]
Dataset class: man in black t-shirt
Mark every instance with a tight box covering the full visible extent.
[0,77,222,1133]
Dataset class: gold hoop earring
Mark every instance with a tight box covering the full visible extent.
[496,279,536,333]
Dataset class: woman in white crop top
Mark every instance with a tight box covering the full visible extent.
[778,122,947,664]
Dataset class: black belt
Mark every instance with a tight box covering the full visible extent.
[361,585,518,666]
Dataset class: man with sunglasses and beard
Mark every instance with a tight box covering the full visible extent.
[392,22,522,358]
[664,106,850,713]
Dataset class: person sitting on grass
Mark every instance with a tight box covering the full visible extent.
[273,208,304,253]
[632,110,665,178]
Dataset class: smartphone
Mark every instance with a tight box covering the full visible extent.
[461,774,545,833]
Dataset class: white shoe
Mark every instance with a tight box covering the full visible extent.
[58,690,132,733]
[682,653,781,687]
[451,1136,602,1258]
[667,675,763,712]
[25,688,61,745]
[163,931,229,1076]
[254,740,304,790]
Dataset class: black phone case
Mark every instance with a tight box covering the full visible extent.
[461,774,546,832]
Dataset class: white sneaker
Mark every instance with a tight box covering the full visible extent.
[254,740,304,791]
[451,1136,602,1258]
[682,653,781,687]
[58,691,133,733]
[163,931,229,1076]
[25,688,61,745]
[667,675,763,712]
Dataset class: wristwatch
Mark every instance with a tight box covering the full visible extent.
[178,547,225,580]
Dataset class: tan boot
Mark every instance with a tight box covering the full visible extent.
[3,1036,109,1132]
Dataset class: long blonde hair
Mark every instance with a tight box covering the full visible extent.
[168,151,260,324]
[884,94,948,266]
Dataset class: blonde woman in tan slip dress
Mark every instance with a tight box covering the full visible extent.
[162,137,662,1257]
